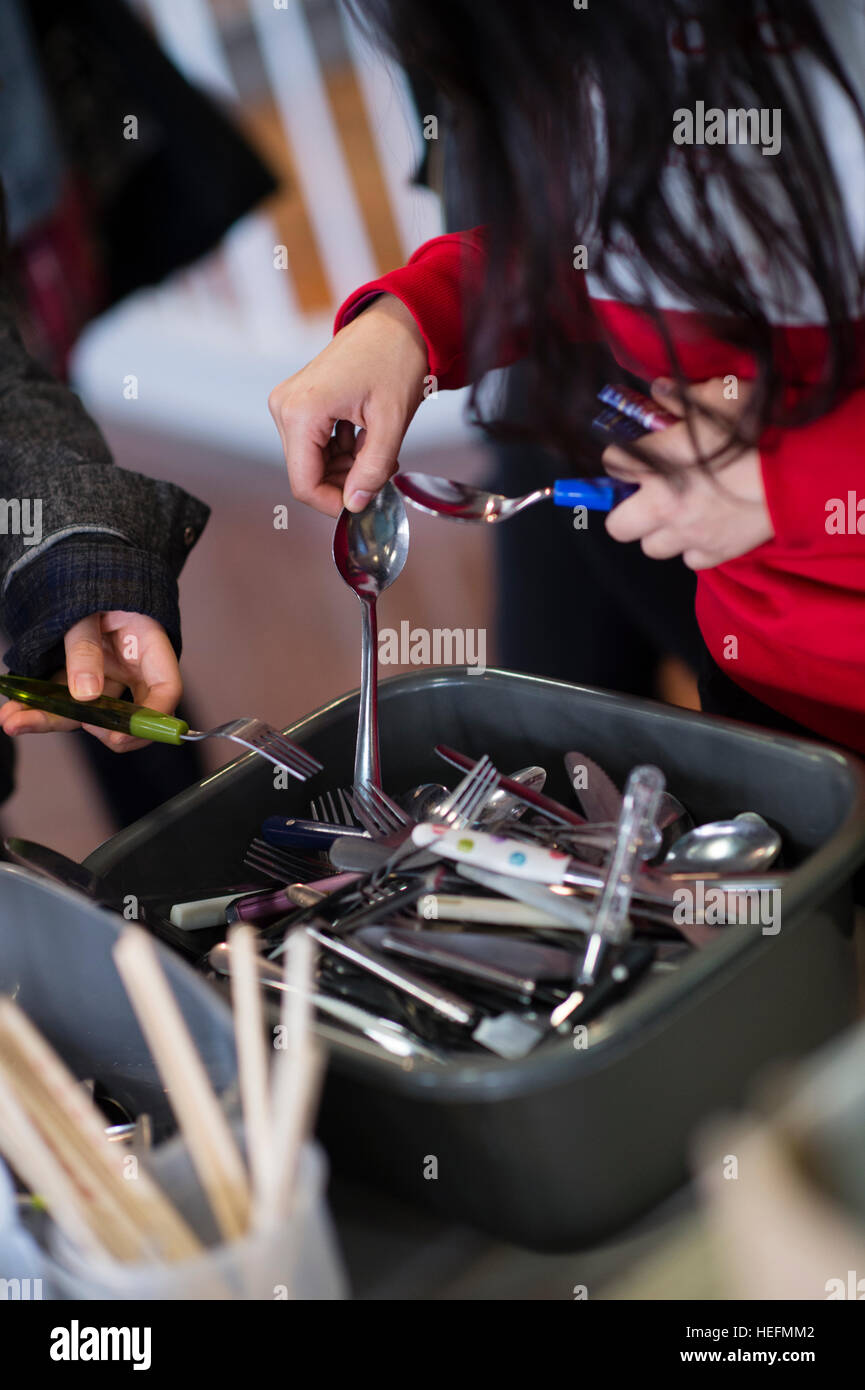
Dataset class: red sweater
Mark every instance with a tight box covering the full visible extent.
[334,228,865,753]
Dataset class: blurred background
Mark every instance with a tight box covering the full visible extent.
[4,0,494,856]
[3,0,698,856]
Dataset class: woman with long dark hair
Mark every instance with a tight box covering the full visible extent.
[269,0,865,752]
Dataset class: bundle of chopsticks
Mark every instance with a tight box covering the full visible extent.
[0,923,322,1270]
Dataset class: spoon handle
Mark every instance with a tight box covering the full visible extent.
[355,596,381,789]
[551,479,637,509]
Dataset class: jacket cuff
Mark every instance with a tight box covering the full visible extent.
[2,535,183,677]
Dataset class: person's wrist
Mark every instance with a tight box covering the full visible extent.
[361,293,429,373]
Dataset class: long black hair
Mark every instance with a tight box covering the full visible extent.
[347,0,865,469]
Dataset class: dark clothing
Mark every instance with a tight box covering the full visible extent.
[0,199,208,746]
[698,646,831,743]
[0,0,278,811]
[699,646,865,904]
[25,0,277,310]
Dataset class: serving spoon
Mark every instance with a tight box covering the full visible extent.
[333,482,409,789]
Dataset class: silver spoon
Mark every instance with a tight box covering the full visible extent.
[402,767,546,827]
[479,766,547,826]
[400,783,451,820]
[394,473,635,523]
[333,482,409,789]
[662,812,781,876]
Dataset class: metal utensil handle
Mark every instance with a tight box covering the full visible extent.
[380,932,535,996]
[355,597,381,789]
[0,674,189,744]
[306,926,475,1025]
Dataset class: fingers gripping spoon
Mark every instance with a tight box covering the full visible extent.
[332,482,409,790]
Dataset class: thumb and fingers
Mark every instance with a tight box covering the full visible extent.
[90,614,183,752]
[0,615,108,738]
[0,614,183,752]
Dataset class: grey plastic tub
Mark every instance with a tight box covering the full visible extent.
[0,865,236,1138]
[86,669,865,1249]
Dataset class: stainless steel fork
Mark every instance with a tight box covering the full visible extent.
[309,788,358,826]
[182,716,321,780]
[243,837,326,885]
[434,755,501,828]
[349,783,411,836]
[0,676,322,781]
[352,757,501,840]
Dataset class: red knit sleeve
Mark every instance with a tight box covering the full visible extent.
[333,226,596,389]
[760,388,865,552]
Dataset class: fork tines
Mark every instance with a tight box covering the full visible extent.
[436,755,500,828]
[349,784,409,837]
[243,838,324,885]
[254,726,321,780]
[309,788,357,827]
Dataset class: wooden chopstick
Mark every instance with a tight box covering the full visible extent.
[0,1064,114,1260]
[228,924,274,1228]
[0,1041,153,1262]
[113,927,251,1242]
[0,1000,201,1263]
[269,929,323,1220]
[0,924,326,1277]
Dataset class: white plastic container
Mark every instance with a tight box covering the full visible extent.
[0,1157,46,1299]
[43,1143,346,1301]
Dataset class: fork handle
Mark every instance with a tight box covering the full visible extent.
[0,674,190,744]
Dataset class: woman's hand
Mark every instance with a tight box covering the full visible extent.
[269,294,430,518]
[0,612,182,751]
[603,377,775,569]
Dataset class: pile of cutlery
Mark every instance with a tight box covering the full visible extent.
[5,735,784,1069]
[192,744,784,1066]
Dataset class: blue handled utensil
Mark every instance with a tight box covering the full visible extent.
[394,472,636,522]
[394,383,675,524]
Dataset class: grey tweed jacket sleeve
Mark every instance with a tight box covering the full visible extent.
[0,281,210,675]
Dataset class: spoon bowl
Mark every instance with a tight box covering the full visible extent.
[662,812,781,876]
[480,765,547,825]
[333,481,410,595]
[400,782,451,820]
[333,483,409,789]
